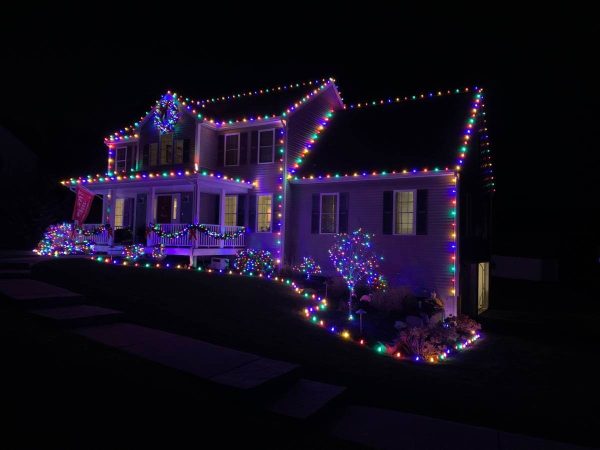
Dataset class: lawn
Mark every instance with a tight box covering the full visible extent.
[29,258,600,447]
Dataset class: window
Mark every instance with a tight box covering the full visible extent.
[160,133,174,165]
[225,195,238,226]
[224,134,239,166]
[257,194,272,232]
[394,190,415,235]
[175,139,184,164]
[114,198,125,227]
[320,193,338,234]
[258,129,275,164]
[149,143,158,166]
[115,147,127,172]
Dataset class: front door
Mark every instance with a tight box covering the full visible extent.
[156,195,173,224]
[478,262,490,313]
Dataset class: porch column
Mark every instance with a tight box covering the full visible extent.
[219,188,226,249]
[107,190,115,246]
[147,187,155,225]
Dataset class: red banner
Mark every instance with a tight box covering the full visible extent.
[71,185,94,226]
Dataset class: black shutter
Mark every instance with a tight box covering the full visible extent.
[217,135,225,166]
[311,193,320,234]
[142,144,149,170]
[237,195,245,227]
[339,192,349,233]
[248,194,257,232]
[416,189,428,235]
[239,132,248,165]
[183,139,191,164]
[250,131,258,164]
[383,191,393,234]
[134,193,147,244]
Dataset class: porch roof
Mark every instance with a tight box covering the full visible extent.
[61,169,254,194]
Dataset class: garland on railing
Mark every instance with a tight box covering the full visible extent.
[148,223,245,240]
[76,224,113,237]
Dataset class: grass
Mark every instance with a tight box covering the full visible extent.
[24,258,600,447]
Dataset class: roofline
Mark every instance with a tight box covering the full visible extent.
[289,170,455,184]
[201,117,284,130]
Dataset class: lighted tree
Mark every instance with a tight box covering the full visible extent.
[328,229,385,305]
[293,256,322,279]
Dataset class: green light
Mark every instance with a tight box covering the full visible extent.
[311,316,318,323]
[162,172,168,177]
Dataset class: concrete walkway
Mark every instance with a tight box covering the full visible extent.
[331,406,590,450]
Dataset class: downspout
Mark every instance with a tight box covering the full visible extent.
[280,118,288,267]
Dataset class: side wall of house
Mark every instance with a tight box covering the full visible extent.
[288,174,456,300]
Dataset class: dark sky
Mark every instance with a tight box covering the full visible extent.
[2,14,597,242]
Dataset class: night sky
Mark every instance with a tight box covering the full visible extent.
[1,16,597,257]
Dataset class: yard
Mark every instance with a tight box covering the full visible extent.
[21,258,600,447]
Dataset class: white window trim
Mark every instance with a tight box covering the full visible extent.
[319,192,339,235]
[224,133,240,167]
[257,128,275,164]
[115,146,128,173]
[256,193,273,233]
[393,189,417,235]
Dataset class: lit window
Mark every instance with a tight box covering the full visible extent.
[114,198,125,227]
[395,190,415,235]
[224,134,239,166]
[115,147,127,172]
[258,129,275,163]
[320,194,338,234]
[172,196,178,221]
[225,195,238,226]
[257,194,272,232]
[160,133,173,165]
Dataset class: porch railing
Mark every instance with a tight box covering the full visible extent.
[148,224,245,248]
[80,224,110,245]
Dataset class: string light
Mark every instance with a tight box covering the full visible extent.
[233,249,274,275]
[34,223,96,256]
[292,256,322,279]
[291,167,453,182]
[148,223,245,240]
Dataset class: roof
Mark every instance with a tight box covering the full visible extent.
[106,77,336,142]
[295,90,477,176]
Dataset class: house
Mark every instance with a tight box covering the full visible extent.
[62,78,494,317]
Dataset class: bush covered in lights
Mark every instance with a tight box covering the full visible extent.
[234,249,274,275]
[395,315,481,362]
[34,223,95,256]
[292,256,322,279]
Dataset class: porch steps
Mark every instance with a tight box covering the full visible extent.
[29,304,124,328]
[266,378,346,419]
[0,279,83,308]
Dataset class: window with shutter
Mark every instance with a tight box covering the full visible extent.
[115,147,127,172]
[394,190,416,235]
[160,133,174,165]
[257,194,272,232]
[175,139,184,164]
[149,143,158,166]
[224,195,238,226]
[320,193,338,234]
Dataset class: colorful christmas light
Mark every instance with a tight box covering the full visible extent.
[34,223,96,256]
[328,229,385,295]
[234,249,274,275]
[292,256,322,279]
[122,244,146,261]
[153,93,181,134]
[148,223,245,240]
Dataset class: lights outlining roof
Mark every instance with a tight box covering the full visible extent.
[105,77,336,143]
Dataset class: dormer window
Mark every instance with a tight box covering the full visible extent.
[224,133,240,166]
[115,147,128,172]
[258,129,275,164]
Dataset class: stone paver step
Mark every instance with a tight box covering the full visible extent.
[0,269,31,279]
[0,279,82,307]
[30,305,123,326]
[267,379,346,419]
[74,323,299,390]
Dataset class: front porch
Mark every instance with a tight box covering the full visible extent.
[73,171,253,259]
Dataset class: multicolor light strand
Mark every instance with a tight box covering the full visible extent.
[233,249,274,276]
[153,93,181,134]
[148,223,245,240]
[34,223,96,256]
[292,256,322,279]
